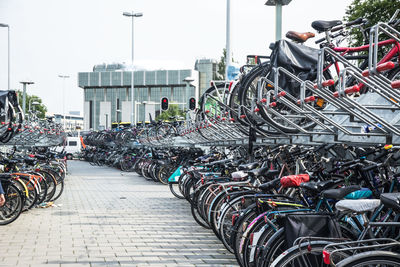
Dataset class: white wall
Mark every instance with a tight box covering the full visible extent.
[99,101,111,129]
[145,104,155,122]
[121,101,132,123]
[84,101,90,130]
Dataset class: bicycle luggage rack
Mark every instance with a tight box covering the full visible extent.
[368,22,400,76]
[251,47,400,145]
[316,47,400,143]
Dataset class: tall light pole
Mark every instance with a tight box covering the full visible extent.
[0,23,10,90]
[123,11,143,127]
[20,81,34,115]
[265,0,293,41]
[29,100,40,114]
[58,75,70,130]
[183,77,195,111]
[225,0,231,80]
[116,109,121,130]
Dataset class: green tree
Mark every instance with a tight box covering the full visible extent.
[217,49,227,80]
[17,91,47,118]
[155,104,186,121]
[216,48,237,80]
[344,0,400,47]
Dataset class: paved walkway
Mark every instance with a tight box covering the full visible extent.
[0,161,238,267]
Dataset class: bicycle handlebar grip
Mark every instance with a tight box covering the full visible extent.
[331,24,344,33]
[346,17,364,27]
[315,37,326,44]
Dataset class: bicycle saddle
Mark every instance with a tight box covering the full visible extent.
[285,31,315,43]
[322,185,360,200]
[259,177,281,192]
[206,158,231,166]
[311,20,342,32]
[380,193,400,212]
[238,162,260,171]
[35,154,47,161]
[336,199,381,213]
[226,159,245,168]
[231,170,248,180]
[300,179,341,193]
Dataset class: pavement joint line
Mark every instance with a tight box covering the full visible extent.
[0,161,238,266]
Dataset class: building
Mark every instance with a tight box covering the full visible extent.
[195,58,219,96]
[78,59,218,130]
[51,113,84,131]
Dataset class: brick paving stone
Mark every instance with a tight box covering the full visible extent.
[0,161,238,266]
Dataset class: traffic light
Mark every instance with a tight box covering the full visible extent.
[161,97,169,111]
[189,97,196,110]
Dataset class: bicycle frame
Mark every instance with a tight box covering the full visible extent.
[325,38,400,92]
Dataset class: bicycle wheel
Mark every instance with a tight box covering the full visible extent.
[238,62,271,127]
[232,206,258,267]
[258,228,286,267]
[219,195,255,254]
[169,182,185,199]
[190,186,210,229]
[18,176,39,211]
[258,71,334,133]
[45,168,64,202]
[51,178,64,202]
[199,83,229,119]
[34,172,48,204]
[0,183,24,225]
[271,241,346,267]
[40,170,57,202]
[157,166,169,184]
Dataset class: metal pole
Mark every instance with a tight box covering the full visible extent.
[185,84,188,110]
[63,78,66,130]
[22,83,26,114]
[225,0,231,80]
[131,14,135,127]
[105,114,108,129]
[58,75,69,130]
[7,26,10,90]
[275,3,282,41]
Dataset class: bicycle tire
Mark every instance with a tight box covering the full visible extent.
[0,183,24,225]
[169,182,185,199]
[271,241,347,267]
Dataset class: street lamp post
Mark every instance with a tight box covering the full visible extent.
[58,75,70,130]
[183,77,195,111]
[0,23,10,90]
[20,81,34,115]
[123,11,143,127]
[225,0,231,80]
[265,0,293,41]
[105,113,109,129]
[29,100,40,117]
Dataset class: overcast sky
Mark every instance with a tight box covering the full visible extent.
[0,0,353,115]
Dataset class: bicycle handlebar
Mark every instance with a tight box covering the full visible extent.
[315,17,367,44]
